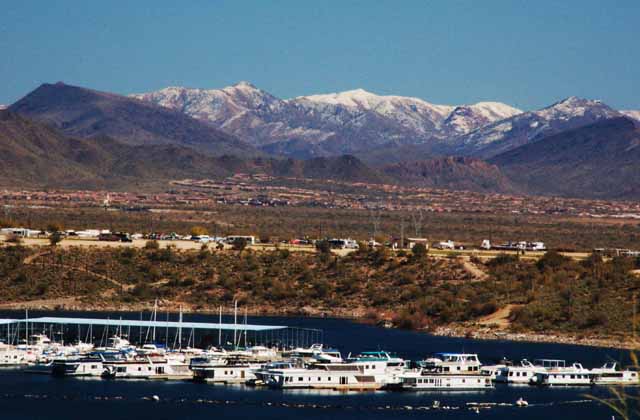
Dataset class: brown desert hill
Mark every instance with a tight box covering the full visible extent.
[0,109,107,188]
[0,110,231,189]
[0,110,391,189]
[382,156,518,193]
[8,82,259,157]
[490,117,640,199]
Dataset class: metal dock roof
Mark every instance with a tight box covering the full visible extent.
[0,317,287,331]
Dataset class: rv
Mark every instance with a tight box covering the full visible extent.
[225,236,256,245]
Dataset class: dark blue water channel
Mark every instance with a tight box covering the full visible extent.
[0,310,635,419]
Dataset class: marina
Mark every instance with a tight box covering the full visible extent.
[0,310,637,419]
[0,311,637,392]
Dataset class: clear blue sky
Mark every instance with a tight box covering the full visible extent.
[1,0,638,110]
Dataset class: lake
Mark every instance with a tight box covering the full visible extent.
[0,310,635,419]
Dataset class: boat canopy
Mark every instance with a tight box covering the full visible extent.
[0,317,287,332]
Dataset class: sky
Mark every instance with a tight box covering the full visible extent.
[0,0,638,110]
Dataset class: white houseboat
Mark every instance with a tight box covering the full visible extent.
[495,359,547,384]
[265,363,380,390]
[590,363,639,385]
[400,371,493,390]
[532,362,593,386]
[102,356,191,380]
[52,356,104,377]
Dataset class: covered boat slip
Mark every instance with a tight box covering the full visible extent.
[18,317,288,332]
[0,316,323,349]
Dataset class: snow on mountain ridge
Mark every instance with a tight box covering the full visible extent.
[131,83,618,160]
[452,96,622,158]
[132,82,520,136]
[621,110,640,121]
[443,102,522,135]
[294,88,454,117]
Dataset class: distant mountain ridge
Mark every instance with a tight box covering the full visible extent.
[5,81,640,199]
[491,117,640,199]
[9,82,259,157]
[132,83,521,158]
[449,97,623,158]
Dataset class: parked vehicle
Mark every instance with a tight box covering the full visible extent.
[98,232,132,242]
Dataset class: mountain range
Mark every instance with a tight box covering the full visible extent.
[2,81,640,199]
[131,82,522,159]
[132,82,634,163]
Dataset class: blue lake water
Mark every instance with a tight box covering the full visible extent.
[0,311,635,419]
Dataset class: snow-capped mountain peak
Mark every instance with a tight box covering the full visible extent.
[537,96,618,121]
[132,82,623,160]
[443,102,522,135]
[621,110,640,122]
[451,96,622,158]
[294,88,453,117]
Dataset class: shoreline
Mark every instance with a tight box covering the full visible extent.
[0,300,636,351]
[430,325,640,351]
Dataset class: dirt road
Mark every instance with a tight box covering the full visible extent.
[0,235,589,260]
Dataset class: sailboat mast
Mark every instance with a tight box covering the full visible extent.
[233,300,238,349]
[218,306,222,347]
[152,299,157,343]
[178,305,183,351]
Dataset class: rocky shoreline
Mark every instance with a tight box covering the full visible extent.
[432,325,639,351]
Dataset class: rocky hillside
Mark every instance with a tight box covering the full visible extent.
[0,110,389,188]
[382,157,516,193]
[9,82,258,157]
[491,117,640,199]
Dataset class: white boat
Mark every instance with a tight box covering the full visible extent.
[346,351,408,387]
[420,353,482,375]
[102,355,192,380]
[96,336,137,353]
[495,359,547,384]
[137,343,167,355]
[252,361,298,385]
[312,348,343,364]
[228,346,278,361]
[0,344,37,366]
[591,363,639,385]
[52,356,104,377]
[480,363,507,381]
[400,370,493,390]
[265,363,381,390]
[282,344,326,359]
[532,362,593,386]
[190,357,261,384]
